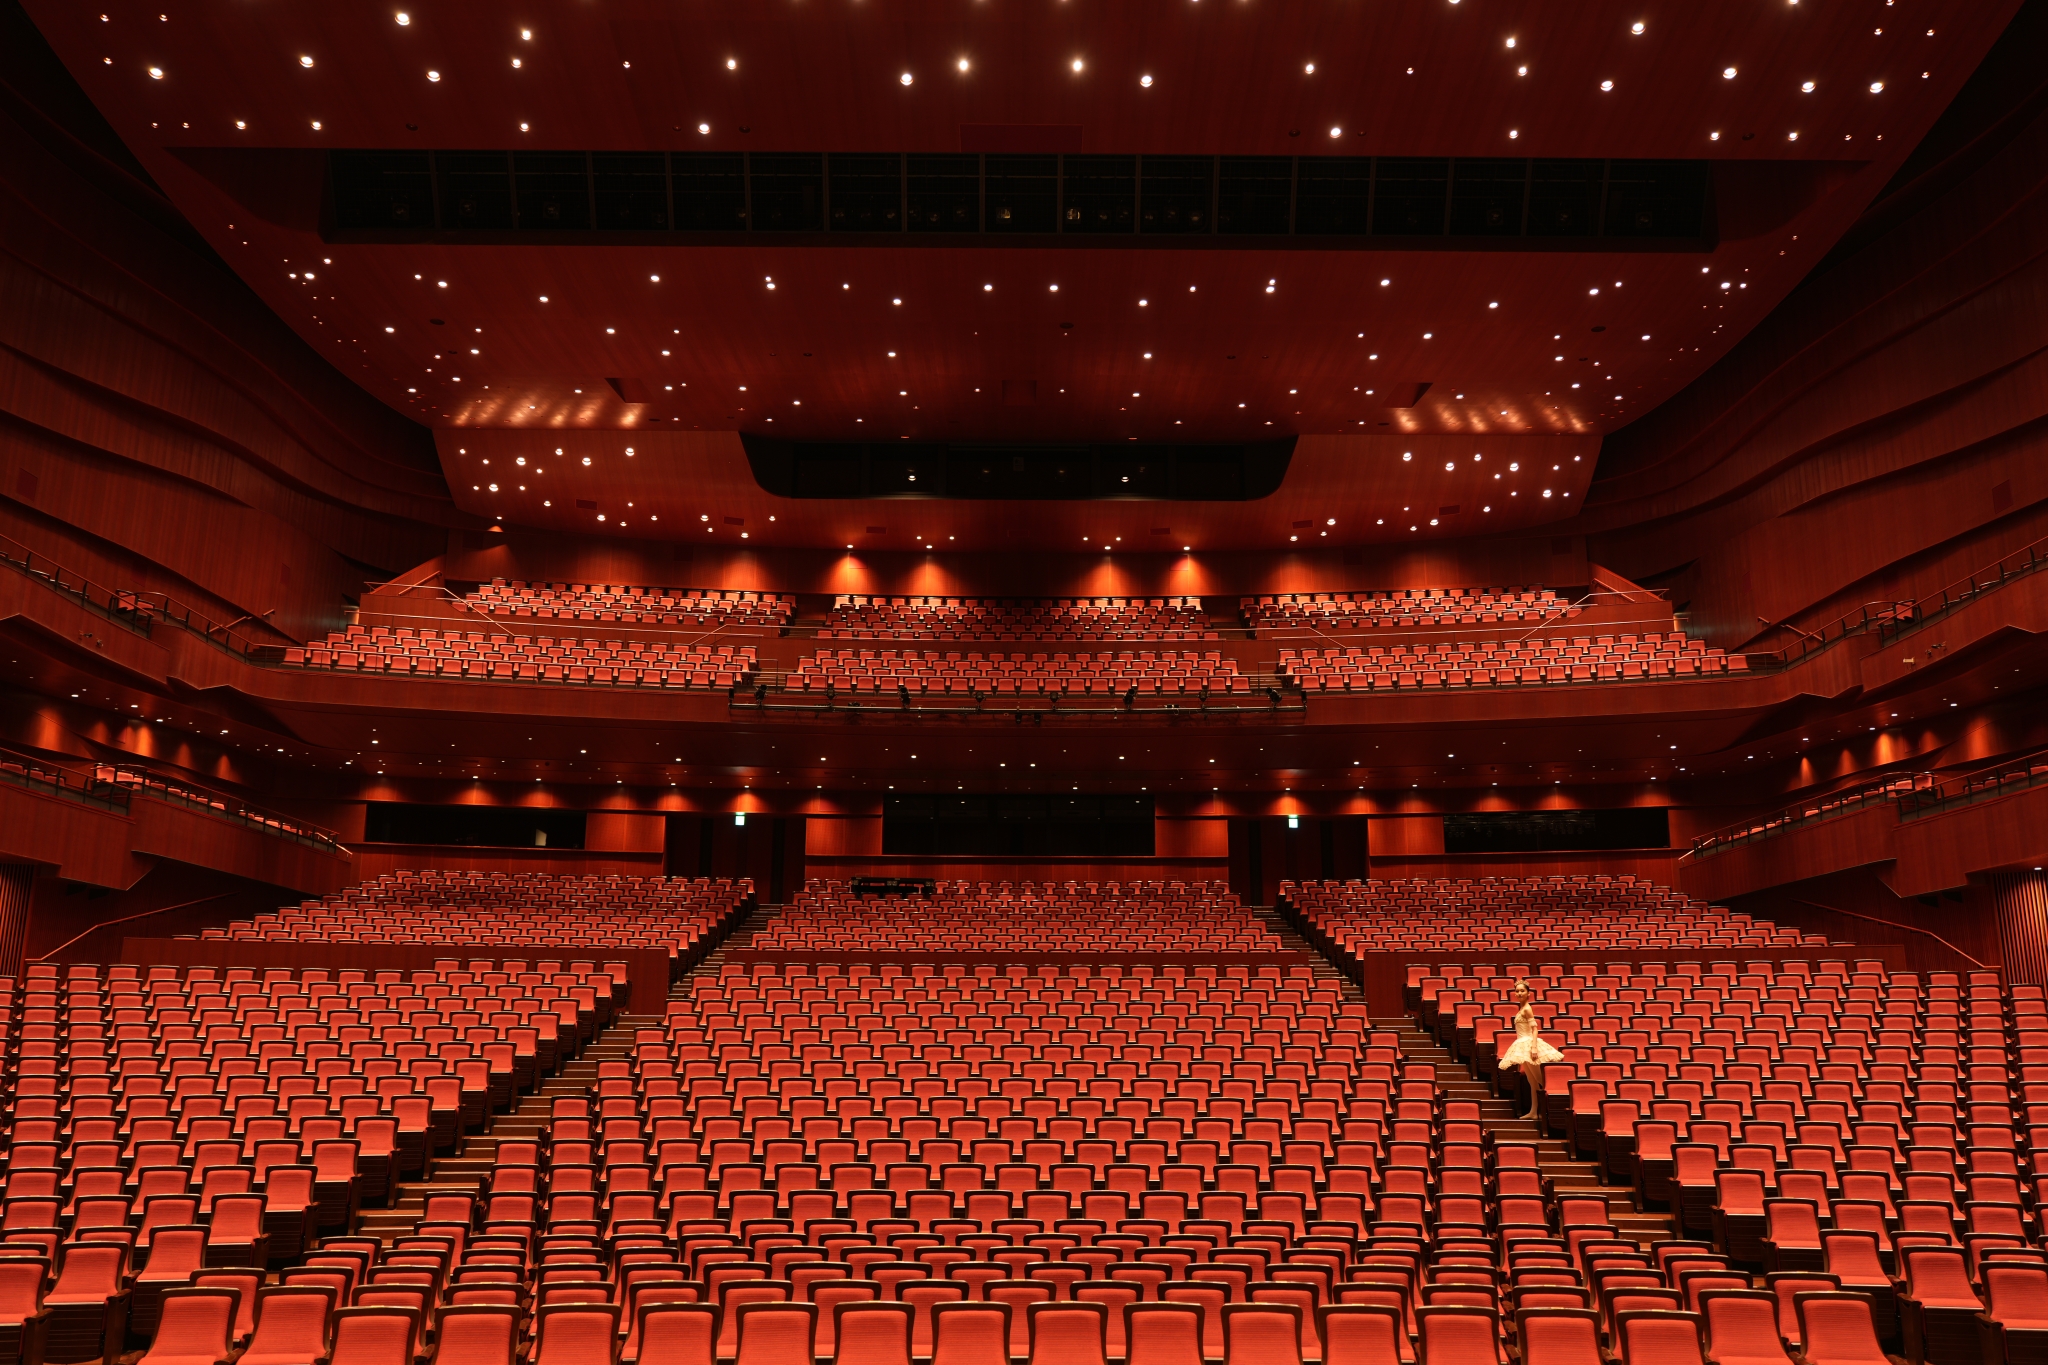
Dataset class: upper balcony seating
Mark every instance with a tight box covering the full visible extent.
[204,872,750,966]
[279,625,757,688]
[1245,587,1575,633]
[786,649,1250,698]
[1279,632,1745,692]
[822,596,1213,642]
[1285,878,1829,954]
[749,881,1285,952]
[468,580,790,628]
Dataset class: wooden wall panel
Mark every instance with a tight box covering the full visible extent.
[1576,72,2048,649]
[23,859,301,965]
[0,58,452,645]
[0,862,32,976]
[585,811,666,854]
[1369,816,1447,858]
[805,816,883,858]
[1990,872,2048,985]
[1722,868,2002,974]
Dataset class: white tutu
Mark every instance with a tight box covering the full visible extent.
[1498,1033,1563,1068]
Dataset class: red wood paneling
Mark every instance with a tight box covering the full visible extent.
[0,862,32,975]
[1990,872,2048,985]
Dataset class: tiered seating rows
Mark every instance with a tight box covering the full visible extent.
[750,883,1284,953]
[1245,588,1572,632]
[0,958,624,1359]
[785,650,1250,697]
[280,627,757,689]
[1415,962,2048,1363]
[1280,635,1747,692]
[1288,878,1824,954]
[469,580,791,627]
[823,596,1213,642]
[208,873,750,965]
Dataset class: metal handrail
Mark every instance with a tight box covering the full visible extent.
[84,761,349,855]
[0,751,131,812]
[0,530,278,658]
[1877,534,2048,647]
[1686,772,1938,860]
[1899,750,2048,819]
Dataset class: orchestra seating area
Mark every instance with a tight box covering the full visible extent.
[748,882,1286,952]
[821,596,1215,641]
[205,872,752,966]
[1245,588,1575,633]
[279,626,758,689]
[1278,633,1747,692]
[1285,878,1829,954]
[3,874,2044,1365]
[467,581,791,629]
[783,649,1252,699]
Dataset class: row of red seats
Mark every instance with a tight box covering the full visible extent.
[822,595,1213,642]
[1279,636,1748,691]
[1244,587,1571,633]
[279,626,758,689]
[750,886,1282,952]
[1286,879,1825,955]
[206,873,750,963]
[472,579,790,626]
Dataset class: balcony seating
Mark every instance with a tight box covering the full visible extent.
[280,625,756,689]
[784,649,1253,702]
[822,596,1214,642]
[1286,878,1829,957]
[1244,588,1574,633]
[469,580,790,628]
[748,882,1284,952]
[204,872,750,967]
[1278,634,1746,692]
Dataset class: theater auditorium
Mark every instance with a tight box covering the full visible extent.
[2,1,2048,1362]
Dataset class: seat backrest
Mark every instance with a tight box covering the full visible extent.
[1699,1292,1790,1365]
[432,1306,518,1365]
[1615,1312,1703,1365]
[248,1287,336,1359]
[1127,1303,1206,1365]
[329,1307,421,1365]
[931,1303,1010,1365]
[1417,1306,1502,1365]
[1028,1302,1108,1365]
[734,1302,816,1365]
[635,1307,717,1365]
[1515,1309,1601,1365]
[1222,1304,1303,1365]
[531,1305,621,1365]
[1792,1294,1887,1365]
[146,1288,238,1364]
[1318,1305,1405,1365]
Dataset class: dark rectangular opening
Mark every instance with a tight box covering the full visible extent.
[592,152,669,229]
[1295,157,1374,235]
[1527,160,1604,236]
[1062,155,1136,233]
[672,152,747,230]
[750,152,824,231]
[1140,155,1213,233]
[985,154,1059,233]
[1449,158,1527,236]
[512,151,591,230]
[884,794,1155,856]
[829,152,903,232]
[1216,156,1292,234]
[1371,157,1450,235]
[1605,160,1709,238]
[907,153,981,232]
[364,802,587,849]
[330,151,435,229]
[437,151,515,229]
[1442,807,1671,854]
[791,445,866,498]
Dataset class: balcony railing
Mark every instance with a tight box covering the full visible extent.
[1687,772,1937,860]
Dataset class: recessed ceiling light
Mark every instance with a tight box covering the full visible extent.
[697,122,710,134]
[726,58,737,70]
[1140,74,1153,87]
[395,11,409,23]
[299,55,314,67]
[1631,20,1645,33]
[900,72,913,85]
[1071,58,1084,72]
[1723,66,1738,79]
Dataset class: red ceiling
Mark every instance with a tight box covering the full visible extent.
[22,0,2019,548]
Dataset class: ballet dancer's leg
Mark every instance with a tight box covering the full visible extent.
[1520,1062,1542,1120]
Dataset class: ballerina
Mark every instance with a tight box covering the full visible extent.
[1498,978,1563,1120]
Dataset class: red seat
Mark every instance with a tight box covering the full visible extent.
[426,1306,515,1365]
[1794,1294,1890,1365]
[1224,1305,1304,1365]
[238,1287,335,1365]
[1514,1308,1602,1365]
[138,1289,237,1365]
[733,1303,815,1365]
[1028,1302,1108,1365]
[326,1308,420,1365]
[1697,1291,1792,1365]
[1614,1312,1704,1365]
[1318,1305,1405,1365]
[930,1303,1010,1365]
